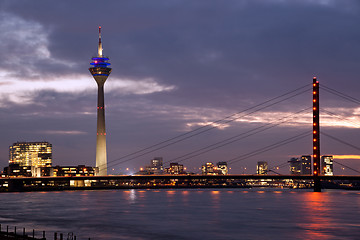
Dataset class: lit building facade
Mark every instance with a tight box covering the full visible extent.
[257,161,268,175]
[321,155,333,176]
[201,162,227,175]
[9,142,52,168]
[165,162,185,174]
[52,165,96,177]
[217,162,228,175]
[202,162,216,175]
[89,26,112,176]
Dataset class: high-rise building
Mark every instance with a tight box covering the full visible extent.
[301,155,312,175]
[257,161,268,175]
[217,162,228,175]
[9,142,52,168]
[321,155,333,176]
[89,26,112,176]
[289,158,301,175]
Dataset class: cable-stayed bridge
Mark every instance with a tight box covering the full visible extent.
[2,78,360,192]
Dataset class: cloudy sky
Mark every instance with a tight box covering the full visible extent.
[1,0,360,174]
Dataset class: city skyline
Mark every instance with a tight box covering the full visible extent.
[1,0,360,174]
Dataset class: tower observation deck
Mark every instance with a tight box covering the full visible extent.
[89,26,112,176]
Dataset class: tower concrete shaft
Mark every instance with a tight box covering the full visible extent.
[89,26,112,175]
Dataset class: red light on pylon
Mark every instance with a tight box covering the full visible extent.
[313,131,316,134]
[313,107,316,110]
[314,163,317,166]
[313,146,317,150]
[313,139,317,142]
[313,91,316,94]
[314,171,317,174]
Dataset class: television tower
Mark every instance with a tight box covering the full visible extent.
[89,26,112,175]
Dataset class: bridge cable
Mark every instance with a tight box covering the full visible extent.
[321,109,360,128]
[194,131,310,174]
[163,107,312,165]
[269,160,293,173]
[227,131,310,165]
[107,92,310,170]
[321,131,360,153]
[105,85,311,170]
[321,85,360,105]
[332,160,360,175]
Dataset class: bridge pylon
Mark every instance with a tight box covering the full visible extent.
[313,77,321,192]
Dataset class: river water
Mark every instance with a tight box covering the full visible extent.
[0,189,359,240]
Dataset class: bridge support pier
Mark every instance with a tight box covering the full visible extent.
[314,177,321,192]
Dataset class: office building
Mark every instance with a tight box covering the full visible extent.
[9,142,52,168]
[321,155,333,176]
[257,161,268,175]
[89,26,112,175]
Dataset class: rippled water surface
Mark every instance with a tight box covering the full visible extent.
[0,189,360,240]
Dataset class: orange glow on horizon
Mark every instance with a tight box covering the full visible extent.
[333,155,360,160]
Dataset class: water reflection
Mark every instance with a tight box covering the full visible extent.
[0,190,359,240]
[129,189,136,204]
[297,192,334,239]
